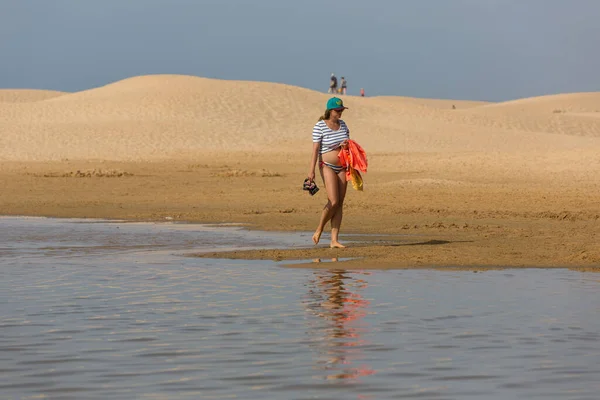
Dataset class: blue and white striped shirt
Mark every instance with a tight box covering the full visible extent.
[312,119,350,154]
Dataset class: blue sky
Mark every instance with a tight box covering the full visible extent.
[1,0,599,101]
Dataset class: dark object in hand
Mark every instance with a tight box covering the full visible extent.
[303,178,319,196]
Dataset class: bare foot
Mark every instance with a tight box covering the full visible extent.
[312,230,322,245]
[330,241,346,248]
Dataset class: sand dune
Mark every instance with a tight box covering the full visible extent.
[370,96,489,109]
[477,92,600,113]
[1,74,600,161]
[0,89,66,103]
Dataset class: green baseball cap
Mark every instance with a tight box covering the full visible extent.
[326,97,348,111]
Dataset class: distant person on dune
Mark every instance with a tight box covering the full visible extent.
[308,97,350,248]
[360,88,365,97]
[329,73,338,94]
[340,77,347,95]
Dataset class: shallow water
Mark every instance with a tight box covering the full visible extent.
[1,217,599,400]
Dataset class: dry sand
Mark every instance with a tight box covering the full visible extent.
[1,74,600,270]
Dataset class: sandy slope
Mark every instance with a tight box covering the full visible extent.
[0,89,66,103]
[477,92,600,113]
[368,96,489,109]
[1,74,600,161]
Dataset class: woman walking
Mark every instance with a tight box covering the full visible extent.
[307,97,350,248]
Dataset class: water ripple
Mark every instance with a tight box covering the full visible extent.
[1,218,599,399]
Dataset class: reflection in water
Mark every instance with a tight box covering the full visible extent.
[304,267,376,382]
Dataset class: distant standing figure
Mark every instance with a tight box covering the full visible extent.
[329,73,338,94]
[360,88,365,97]
[340,77,347,95]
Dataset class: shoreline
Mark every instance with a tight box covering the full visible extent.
[1,156,599,272]
[2,212,599,272]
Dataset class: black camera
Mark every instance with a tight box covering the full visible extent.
[303,178,319,196]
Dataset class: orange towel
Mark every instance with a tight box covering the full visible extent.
[338,140,368,190]
[338,140,368,176]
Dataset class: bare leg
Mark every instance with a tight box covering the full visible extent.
[330,169,348,248]
[312,165,341,245]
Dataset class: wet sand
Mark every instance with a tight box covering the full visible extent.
[1,154,599,270]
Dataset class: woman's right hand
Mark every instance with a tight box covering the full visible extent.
[308,170,315,182]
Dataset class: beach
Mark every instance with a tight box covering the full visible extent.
[1,74,600,270]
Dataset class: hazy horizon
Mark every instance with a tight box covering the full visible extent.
[1,0,599,101]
